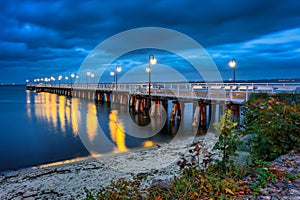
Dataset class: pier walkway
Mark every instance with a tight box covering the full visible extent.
[27,82,300,103]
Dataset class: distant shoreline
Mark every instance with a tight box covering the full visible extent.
[0,84,26,86]
[1,78,300,86]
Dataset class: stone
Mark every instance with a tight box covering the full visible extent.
[22,190,38,198]
[270,196,280,200]
[239,134,253,151]
[258,196,271,200]
[288,188,300,196]
[150,179,172,190]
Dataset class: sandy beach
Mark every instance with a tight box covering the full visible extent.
[0,136,201,200]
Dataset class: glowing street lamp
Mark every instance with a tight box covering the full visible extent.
[147,54,157,96]
[50,77,55,85]
[86,71,91,89]
[58,75,62,87]
[116,65,121,91]
[91,73,95,84]
[110,71,115,77]
[26,79,29,84]
[110,71,115,89]
[70,73,75,85]
[110,65,121,91]
[229,58,237,83]
[44,78,48,86]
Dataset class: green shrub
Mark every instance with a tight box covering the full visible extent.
[244,94,300,161]
[84,176,145,200]
[148,167,250,200]
[213,110,241,173]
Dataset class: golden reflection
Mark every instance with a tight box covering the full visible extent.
[109,110,128,153]
[26,90,32,119]
[71,98,79,136]
[26,90,31,104]
[65,100,71,127]
[86,102,98,142]
[58,96,66,133]
[50,94,57,128]
[35,156,92,169]
[143,140,155,148]
[27,91,78,135]
[45,93,51,123]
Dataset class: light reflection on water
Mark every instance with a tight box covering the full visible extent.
[1,86,197,171]
[109,110,128,153]
[86,102,98,142]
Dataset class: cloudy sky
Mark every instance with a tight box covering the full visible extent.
[1,0,300,84]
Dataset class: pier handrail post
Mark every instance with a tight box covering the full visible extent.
[230,85,233,101]
[147,54,157,97]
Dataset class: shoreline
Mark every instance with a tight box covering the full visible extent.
[0,156,94,176]
[0,136,191,175]
[0,136,198,199]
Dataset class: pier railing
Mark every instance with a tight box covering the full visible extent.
[27,82,300,103]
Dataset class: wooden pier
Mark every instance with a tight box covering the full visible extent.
[26,82,300,130]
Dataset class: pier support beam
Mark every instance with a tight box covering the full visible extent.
[129,95,136,108]
[150,100,161,117]
[192,102,200,127]
[105,92,111,102]
[199,103,207,129]
[170,101,182,122]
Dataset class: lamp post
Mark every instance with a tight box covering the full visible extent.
[91,74,95,88]
[70,73,75,86]
[110,71,115,90]
[26,79,29,84]
[76,75,79,84]
[50,77,55,85]
[110,65,121,91]
[58,75,62,87]
[147,54,157,96]
[229,58,237,83]
[44,78,48,86]
[86,71,91,89]
[65,76,69,86]
[115,65,121,91]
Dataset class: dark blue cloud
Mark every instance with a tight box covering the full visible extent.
[0,0,300,83]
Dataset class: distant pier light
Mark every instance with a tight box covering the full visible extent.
[229,58,237,83]
[70,73,75,85]
[86,71,91,88]
[91,73,95,84]
[58,75,62,87]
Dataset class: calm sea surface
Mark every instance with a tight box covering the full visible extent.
[0,86,196,172]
